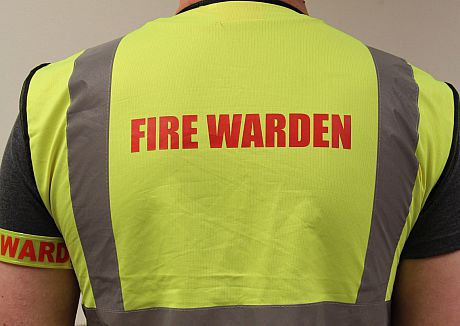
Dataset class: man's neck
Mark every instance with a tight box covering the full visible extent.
[176,0,309,15]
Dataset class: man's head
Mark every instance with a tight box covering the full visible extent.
[177,0,309,15]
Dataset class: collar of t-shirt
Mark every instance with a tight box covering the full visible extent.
[176,0,305,16]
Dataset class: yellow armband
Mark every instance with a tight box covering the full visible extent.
[0,228,72,269]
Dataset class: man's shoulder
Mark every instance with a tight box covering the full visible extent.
[26,50,83,100]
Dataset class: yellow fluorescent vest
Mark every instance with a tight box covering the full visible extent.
[21,1,456,325]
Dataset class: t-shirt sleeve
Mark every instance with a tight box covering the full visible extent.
[0,66,72,269]
[401,83,460,259]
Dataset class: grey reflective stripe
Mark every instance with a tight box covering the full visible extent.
[67,38,124,310]
[357,47,420,303]
[83,301,391,326]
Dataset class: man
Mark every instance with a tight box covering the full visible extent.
[0,0,459,325]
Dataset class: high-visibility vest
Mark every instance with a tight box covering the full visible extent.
[23,1,457,325]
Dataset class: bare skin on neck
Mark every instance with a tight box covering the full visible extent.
[176,0,309,15]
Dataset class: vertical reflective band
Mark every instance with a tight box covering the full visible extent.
[357,47,420,303]
[67,38,123,310]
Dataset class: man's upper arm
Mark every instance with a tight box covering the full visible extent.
[0,66,80,325]
[393,83,460,325]
[0,262,80,326]
[392,251,460,326]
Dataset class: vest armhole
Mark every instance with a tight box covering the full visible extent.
[19,63,51,151]
[419,82,459,215]
[18,62,53,219]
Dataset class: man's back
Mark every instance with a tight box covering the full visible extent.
[1,1,459,325]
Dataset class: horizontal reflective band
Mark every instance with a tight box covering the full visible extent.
[0,228,72,269]
[84,301,391,326]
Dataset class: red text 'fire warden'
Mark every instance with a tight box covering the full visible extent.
[131,113,352,153]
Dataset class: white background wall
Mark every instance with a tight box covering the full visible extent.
[0,1,459,325]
